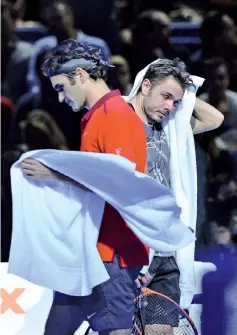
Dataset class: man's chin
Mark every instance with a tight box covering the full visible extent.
[151,116,162,123]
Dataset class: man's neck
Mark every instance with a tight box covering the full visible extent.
[86,80,111,108]
[130,94,151,124]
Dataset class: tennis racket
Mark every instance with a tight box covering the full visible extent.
[132,287,198,335]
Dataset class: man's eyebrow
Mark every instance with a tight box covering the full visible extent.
[163,91,174,99]
[164,91,182,102]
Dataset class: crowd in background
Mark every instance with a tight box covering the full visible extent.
[1,0,237,261]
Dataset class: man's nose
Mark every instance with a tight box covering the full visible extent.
[58,92,65,103]
[164,99,174,112]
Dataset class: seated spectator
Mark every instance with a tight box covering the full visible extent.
[1,95,24,261]
[10,0,47,43]
[169,4,203,23]
[1,0,34,103]
[27,0,111,94]
[19,109,68,151]
[107,55,132,95]
[67,0,121,54]
[207,200,237,247]
[129,10,191,79]
[9,0,43,28]
[199,57,237,134]
[190,11,237,86]
[1,107,68,261]
[196,58,237,171]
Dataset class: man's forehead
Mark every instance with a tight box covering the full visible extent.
[157,79,184,98]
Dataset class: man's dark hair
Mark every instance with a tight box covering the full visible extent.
[41,39,108,84]
[140,58,193,92]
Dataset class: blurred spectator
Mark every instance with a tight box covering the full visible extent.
[196,58,237,182]
[1,95,24,262]
[8,0,42,27]
[196,187,237,332]
[13,49,86,150]
[1,0,34,103]
[129,10,191,79]
[1,107,68,261]
[116,0,142,47]
[191,11,237,86]
[27,0,111,94]
[67,0,121,54]
[19,109,68,151]
[199,58,237,132]
[137,0,174,13]
[107,55,132,95]
[195,58,237,247]
[208,203,236,246]
[115,0,141,30]
[199,11,237,60]
[202,160,237,246]
[169,4,203,23]
[9,0,47,44]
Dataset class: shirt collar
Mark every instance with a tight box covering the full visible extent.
[81,90,121,130]
[89,89,121,114]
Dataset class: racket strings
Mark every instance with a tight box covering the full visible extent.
[132,293,197,335]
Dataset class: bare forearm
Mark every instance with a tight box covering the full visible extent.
[193,98,224,134]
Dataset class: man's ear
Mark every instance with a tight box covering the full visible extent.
[75,67,89,84]
[141,79,151,96]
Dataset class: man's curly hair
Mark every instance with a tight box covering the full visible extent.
[41,39,108,83]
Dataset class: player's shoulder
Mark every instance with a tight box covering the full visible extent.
[104,95,137,119]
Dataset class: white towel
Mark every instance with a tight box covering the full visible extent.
[125,59,204,308]
[9,150,195,296]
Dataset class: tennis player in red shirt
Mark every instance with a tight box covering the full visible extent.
[21,39,149,335]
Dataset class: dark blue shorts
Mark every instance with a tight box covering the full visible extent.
[44,254,141,334]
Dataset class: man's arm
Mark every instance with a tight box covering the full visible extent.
[192,98,224,134]
[21,159,86,189]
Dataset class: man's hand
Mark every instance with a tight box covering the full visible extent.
[21,159,56,180]
[135,272,154,288]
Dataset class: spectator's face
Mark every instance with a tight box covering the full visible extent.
[141,77,183,123]
[220,15,237,46]
[50,73,86,112]
[43,3,73,37]
[209,65,229,92]
[153,16,170,45]
[109,64,130,93]
[212,223,232,245]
